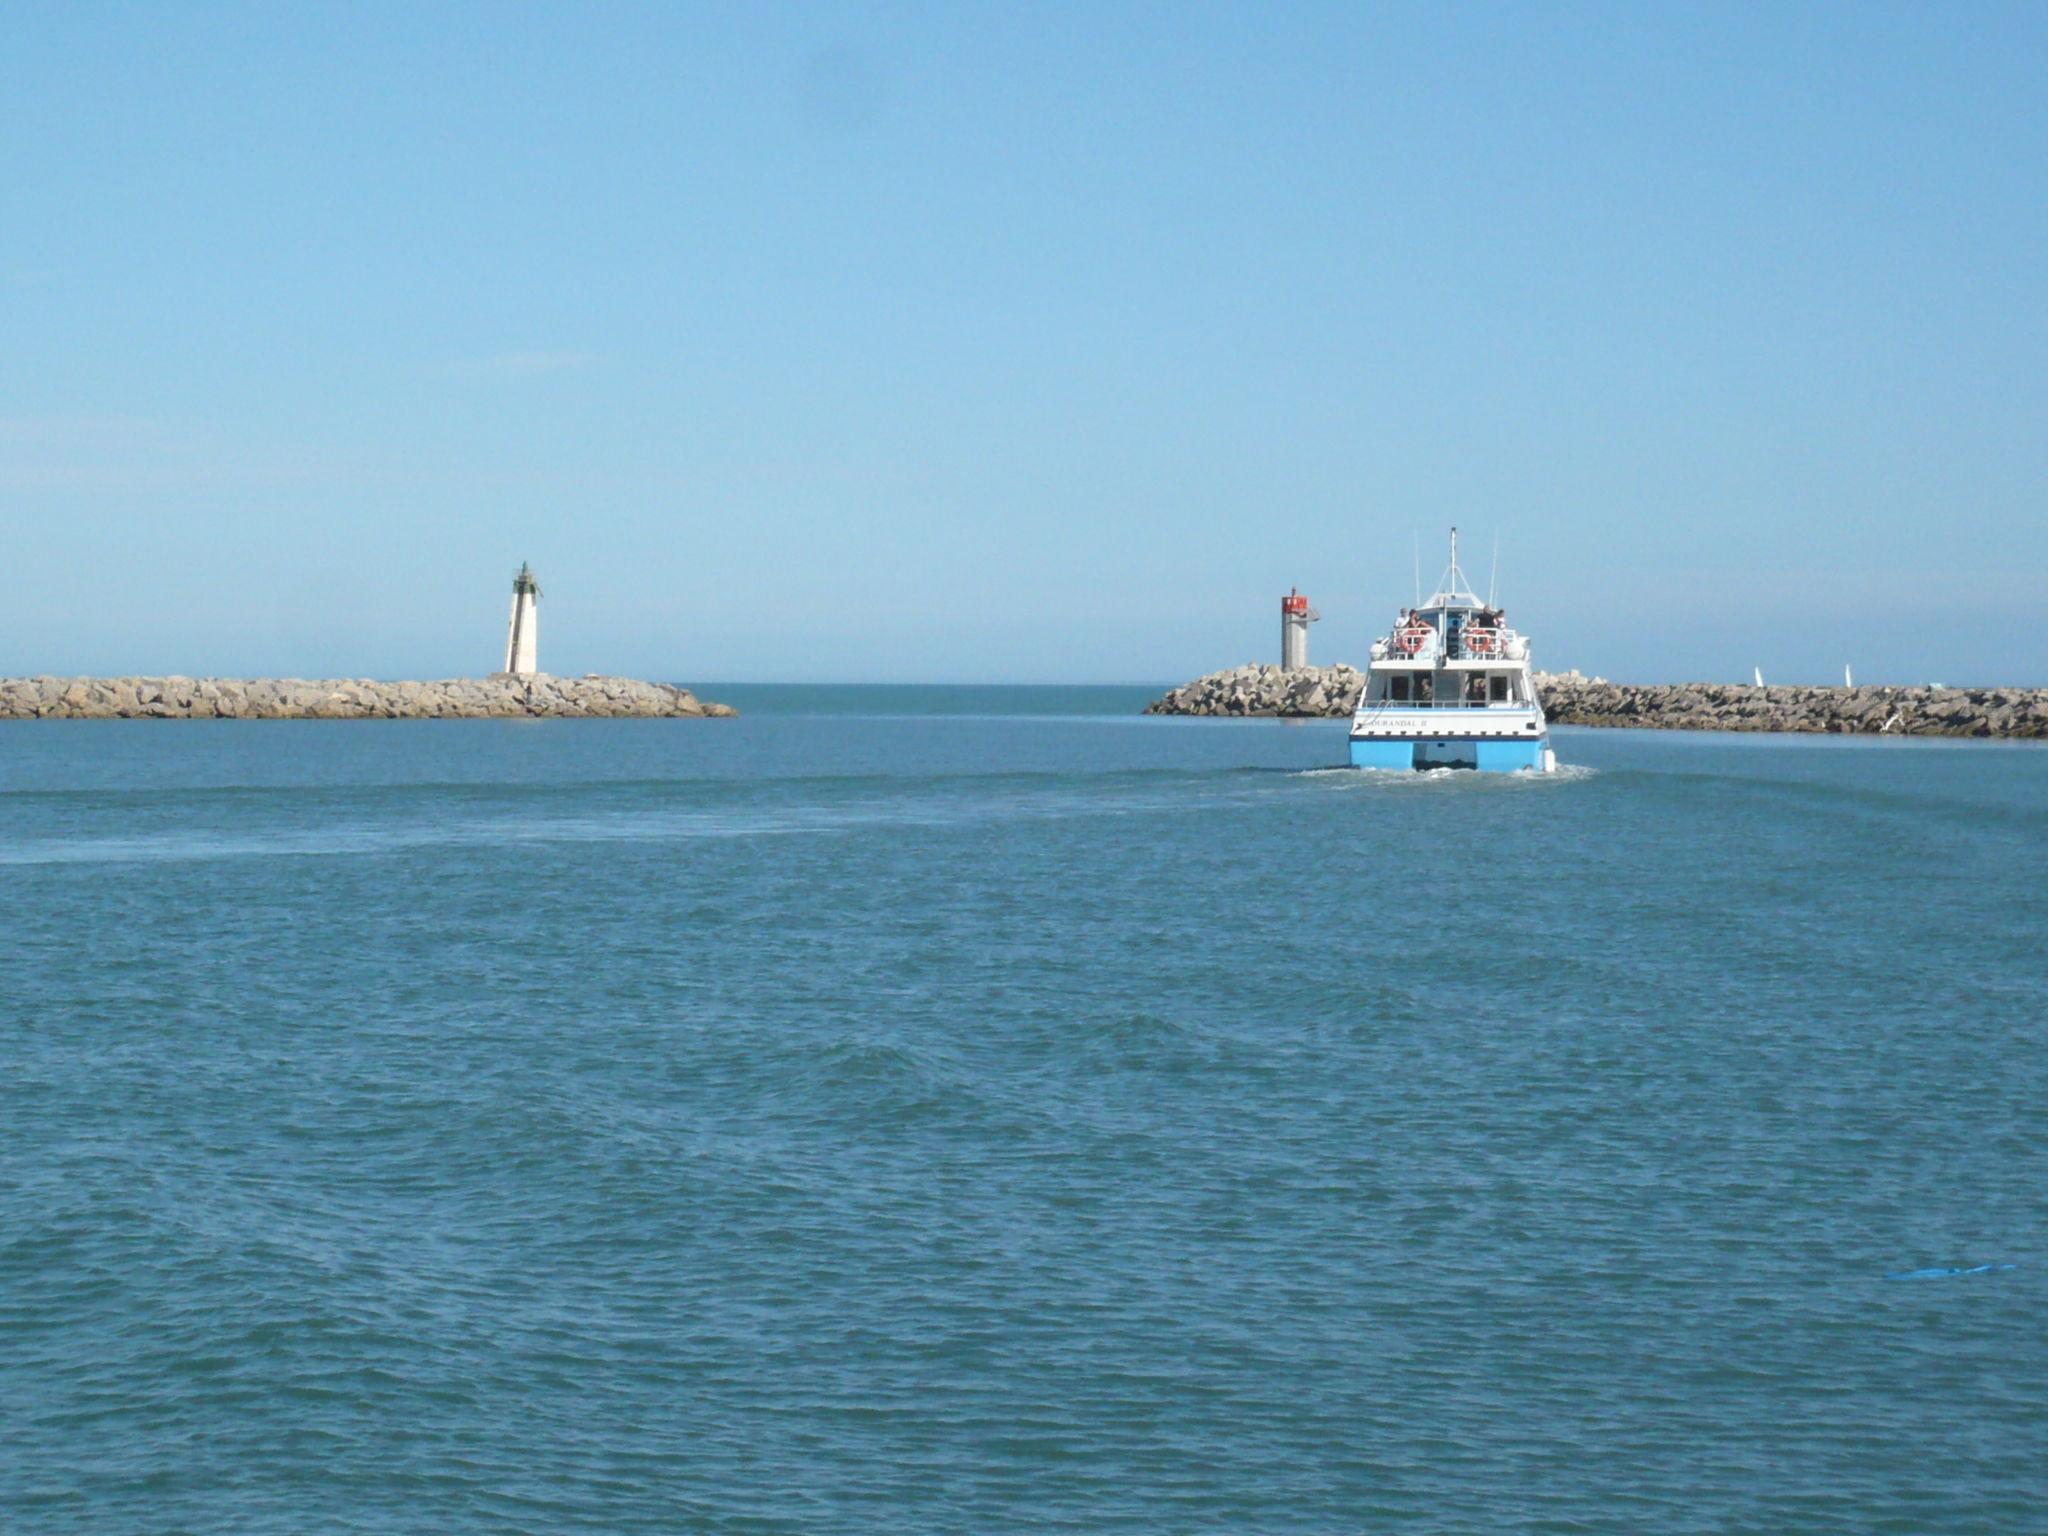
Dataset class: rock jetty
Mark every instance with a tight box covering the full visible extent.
[1145,664,1368,718]
[1532,671,2047,737]
[0,674,736,721]
[1146,665,2048,738]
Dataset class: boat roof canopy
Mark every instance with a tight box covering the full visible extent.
[1416,592,1487,614]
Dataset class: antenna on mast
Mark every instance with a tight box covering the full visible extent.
[1488,533,1500,607]
[1412,533,1421,607]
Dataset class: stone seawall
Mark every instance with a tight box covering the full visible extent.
[1144,664,1367,719]
[0,674,736,720]
[1145,665,2048,738]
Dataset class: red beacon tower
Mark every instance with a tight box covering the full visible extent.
[1281,589,1319,670]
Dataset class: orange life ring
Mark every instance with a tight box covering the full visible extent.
[1395,627,1430,654]
[1466,629,1496,654]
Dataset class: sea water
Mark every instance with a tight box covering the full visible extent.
[2,687,2043,1533]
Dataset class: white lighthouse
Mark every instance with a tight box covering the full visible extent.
[502,562,540,676]
[1281,589,1320,670]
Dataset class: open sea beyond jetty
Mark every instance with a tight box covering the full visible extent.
[3,685,2043,1534]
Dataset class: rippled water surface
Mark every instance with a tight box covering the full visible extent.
[4,687,2044,1533]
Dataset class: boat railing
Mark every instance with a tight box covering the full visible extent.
[1354,697,1536,713]
[1380,626,1528,661]
[1449,626,1518,659]
[1382,627,1439,658]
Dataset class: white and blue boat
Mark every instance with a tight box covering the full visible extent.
[1349,529,1557,773]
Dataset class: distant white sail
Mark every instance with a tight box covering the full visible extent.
[1753,666,1764,687]
[1845,665,1853,688]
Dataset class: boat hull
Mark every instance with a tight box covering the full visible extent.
[1348,735,1552,773]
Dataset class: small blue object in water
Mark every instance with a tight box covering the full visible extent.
[1885,1263,2017,1281]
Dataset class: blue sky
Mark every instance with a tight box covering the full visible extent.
[3,2,2043,683]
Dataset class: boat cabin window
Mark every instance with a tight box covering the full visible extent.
[1489,675,1508,703]
[1466,674,1487,706]
[1414,675,1432,704]
[1390,676,1409,702]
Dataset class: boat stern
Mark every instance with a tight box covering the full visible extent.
[1349,734,1552,772]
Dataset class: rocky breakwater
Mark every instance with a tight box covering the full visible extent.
[1143,664,2048,738]
[0,674,736,721]
[1532,672,2048,737]
[1144,663,1366,717]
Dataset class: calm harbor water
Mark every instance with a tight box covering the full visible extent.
[3,687,2044,1533]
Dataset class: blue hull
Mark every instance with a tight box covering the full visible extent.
[1349,737,1549,772]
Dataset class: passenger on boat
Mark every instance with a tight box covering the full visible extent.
[1391,611,1435,656]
